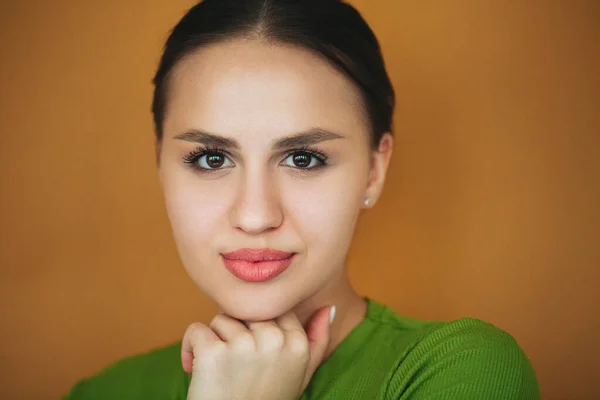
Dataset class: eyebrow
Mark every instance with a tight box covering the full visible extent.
[174,128,345,150]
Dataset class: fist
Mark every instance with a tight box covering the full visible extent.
[182,305,335,400]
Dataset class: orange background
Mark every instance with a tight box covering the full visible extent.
[1,1,598,399]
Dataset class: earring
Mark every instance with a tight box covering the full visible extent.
[364,197,372,207]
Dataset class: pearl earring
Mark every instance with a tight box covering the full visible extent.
[364,197,372,207]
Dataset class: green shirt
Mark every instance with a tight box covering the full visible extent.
[63,297,540,399]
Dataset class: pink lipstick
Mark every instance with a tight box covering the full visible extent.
[221,248,295,282]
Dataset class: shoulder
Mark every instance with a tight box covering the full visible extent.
[62,341,189,400]
[387,318,540,400]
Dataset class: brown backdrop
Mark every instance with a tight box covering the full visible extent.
[1,1,598,399]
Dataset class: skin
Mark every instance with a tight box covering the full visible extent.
[157,38,393,364]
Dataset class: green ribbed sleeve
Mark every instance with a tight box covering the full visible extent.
[385,318,540,399]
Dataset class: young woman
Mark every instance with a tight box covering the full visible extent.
[64,0,540,398]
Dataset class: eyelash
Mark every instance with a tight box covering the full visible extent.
[182,145,330,173]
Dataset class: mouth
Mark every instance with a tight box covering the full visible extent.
[221,248,296,283]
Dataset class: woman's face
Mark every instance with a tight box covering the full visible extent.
[158,39,390,321]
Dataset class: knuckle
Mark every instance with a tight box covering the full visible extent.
[286,330,309,355]
[194,341,225,368]
[184,322,206,340]
[186,321,204,333]
[209,313,227,328]
[231,332,255,351]
[206,340,227,355]
[262,326,285,348]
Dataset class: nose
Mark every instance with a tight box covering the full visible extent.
[229,166,283,235]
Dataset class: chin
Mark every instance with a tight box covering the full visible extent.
[215,292,295,322]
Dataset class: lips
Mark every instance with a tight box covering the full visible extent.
[221,248,295,282]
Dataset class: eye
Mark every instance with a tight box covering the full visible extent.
[183,147,234,172]
[282,150,327,169]
[197,151,233,169]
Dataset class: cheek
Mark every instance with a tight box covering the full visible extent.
[282,171,363,254]
[162,171,230,250]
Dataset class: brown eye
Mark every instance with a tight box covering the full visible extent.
[197,151,233,170]
[292,152,311,168]
[206,153,225,168]
[282,150,328,169]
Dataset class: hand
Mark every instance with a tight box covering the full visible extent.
[182,305,334,400]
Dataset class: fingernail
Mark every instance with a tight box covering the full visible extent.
[329,305,336,325]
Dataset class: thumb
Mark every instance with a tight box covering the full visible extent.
[300,305,335,392]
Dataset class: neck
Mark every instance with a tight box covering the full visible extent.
[292,268,368,361]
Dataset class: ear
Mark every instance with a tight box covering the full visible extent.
[364,133,394,208]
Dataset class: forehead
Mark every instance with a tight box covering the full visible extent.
[163,39,369,141]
